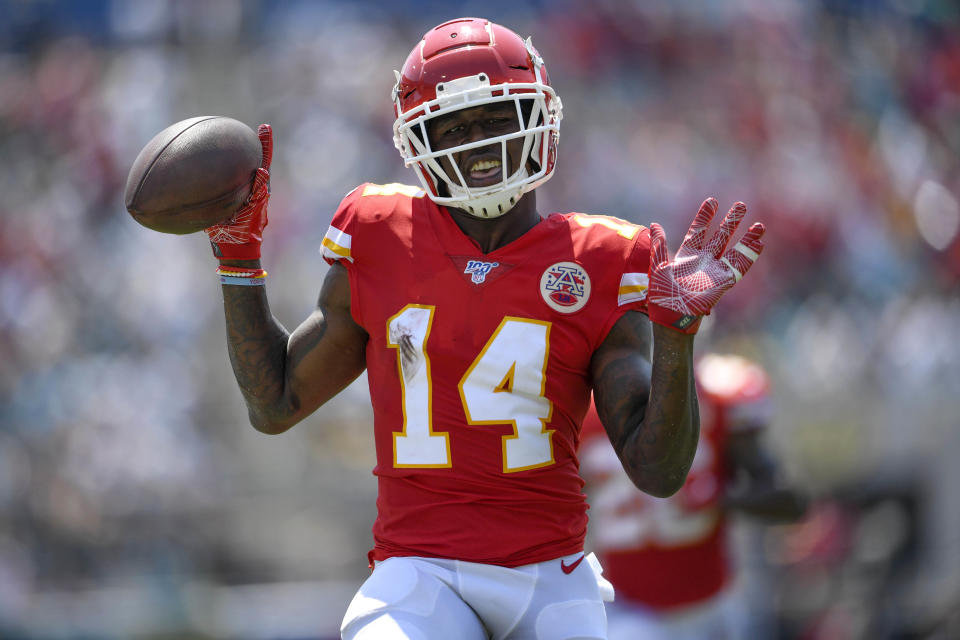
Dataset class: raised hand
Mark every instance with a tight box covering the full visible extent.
[207,124,273,261]
[647,198,765,334]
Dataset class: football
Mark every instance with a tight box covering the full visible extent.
[124,116,261,234]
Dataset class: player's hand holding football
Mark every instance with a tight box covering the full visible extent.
[206,124,273,261]
[647,198,765,334]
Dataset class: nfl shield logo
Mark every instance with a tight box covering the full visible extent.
[464,260,500,284]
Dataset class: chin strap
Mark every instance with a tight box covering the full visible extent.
[445,167,530,218]
[448,185,522,218]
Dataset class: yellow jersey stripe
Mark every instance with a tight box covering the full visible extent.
[618,273,649,305]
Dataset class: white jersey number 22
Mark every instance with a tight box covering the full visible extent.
[388,305,554,472]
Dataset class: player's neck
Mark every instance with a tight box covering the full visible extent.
[446,192,541,254]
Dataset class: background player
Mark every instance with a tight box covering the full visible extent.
[203,17,765,639]
[581,352,808,640]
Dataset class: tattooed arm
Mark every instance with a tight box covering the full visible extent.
[220,260,369,434]
[590,311,698,497]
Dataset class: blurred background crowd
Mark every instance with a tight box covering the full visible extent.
[1,0,958,638]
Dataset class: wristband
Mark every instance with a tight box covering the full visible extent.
[220,275,267,286]
[216,266,267,278]
[216,266,268,286]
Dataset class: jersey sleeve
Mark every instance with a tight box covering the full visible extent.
[320,184,365,266]
[617,226,652,315]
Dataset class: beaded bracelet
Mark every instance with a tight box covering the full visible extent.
[216,266,268,286]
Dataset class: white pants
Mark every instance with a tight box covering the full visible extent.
[605,588,748,640]
[341,553,613,640]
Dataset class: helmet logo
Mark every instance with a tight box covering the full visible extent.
[540,262,590,313]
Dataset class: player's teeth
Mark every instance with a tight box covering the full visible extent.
[470,159,501,172]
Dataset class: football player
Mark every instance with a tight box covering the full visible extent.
[581,353,808,640]
[204,17,766,640]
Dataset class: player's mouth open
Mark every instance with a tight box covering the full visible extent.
[467,158,502,184]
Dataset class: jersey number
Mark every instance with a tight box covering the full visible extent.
[388,306,554,472]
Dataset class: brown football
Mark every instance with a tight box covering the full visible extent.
[124,116,261,234]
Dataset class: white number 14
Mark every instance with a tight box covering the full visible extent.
[388,306,555,472]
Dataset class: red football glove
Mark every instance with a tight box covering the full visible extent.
[647,198,765,334]
[206,123,273,261]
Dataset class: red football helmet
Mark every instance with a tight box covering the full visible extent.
[392,18,563,218]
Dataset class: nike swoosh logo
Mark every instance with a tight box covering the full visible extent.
[560,554,585,574]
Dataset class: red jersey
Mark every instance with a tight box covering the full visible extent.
[321,182,652,567]
[580,354,771,610]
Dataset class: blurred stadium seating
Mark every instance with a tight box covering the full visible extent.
[0,0,958,637]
